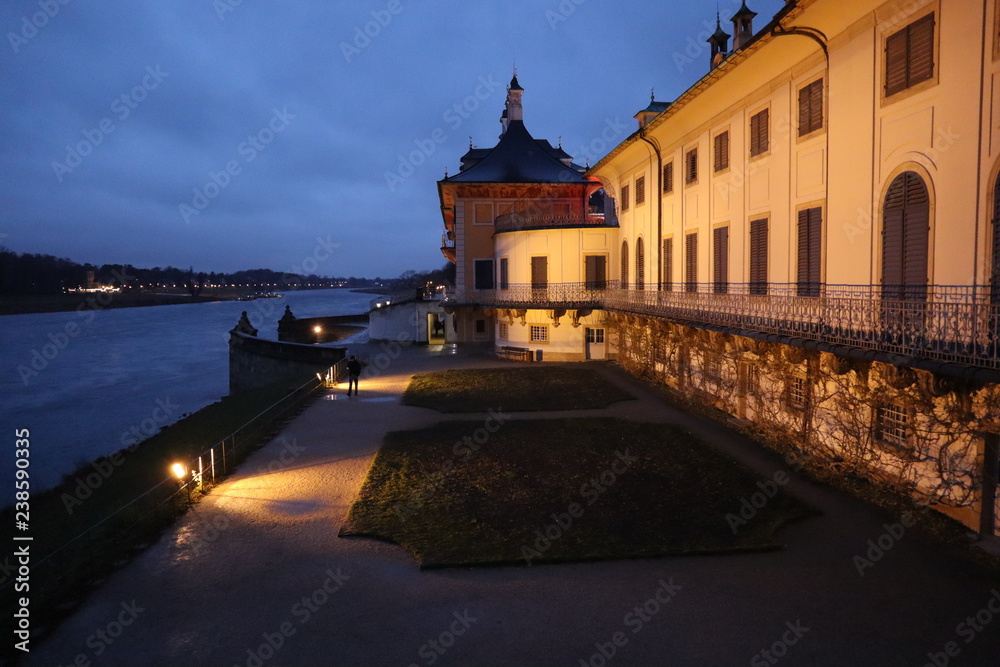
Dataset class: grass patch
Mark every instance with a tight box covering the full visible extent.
[401,366,635,412]
[340,418,819,567]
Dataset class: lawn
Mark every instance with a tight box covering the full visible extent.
[340,418,818,567]
[401,366,635,412]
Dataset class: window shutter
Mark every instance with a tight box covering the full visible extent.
[686,148,698,184]
[663,162,674,193]
[635,237,645,290]
[635,176,645,205]
[621,184,630,211]
[586,255,607,289]
[886,14,935,96]
[531,256,548,289]
[662,238,673,291]
[798,86,810,135]
[499,257,509,290]
[908,14,935,88]
[798,80,823,136]
[621,241,629,287]
[797,208,821,297]
[714,132,729,172]
[685,232,698,292]
[713,226,729,293]
[809,80,823,132]
[883,172,929,301]
[750,110,769,157]
[901,173,929,300]
[750,218,768,294]
[885,29,908,96]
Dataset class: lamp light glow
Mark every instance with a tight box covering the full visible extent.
[171,463,186,479]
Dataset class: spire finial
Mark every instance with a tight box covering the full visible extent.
[469,136,473,149]
[650,87,655,102]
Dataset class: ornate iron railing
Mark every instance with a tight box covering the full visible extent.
[493,212,614,233]
[444,282,1000,371]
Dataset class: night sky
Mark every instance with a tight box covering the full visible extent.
[1,0,784,278]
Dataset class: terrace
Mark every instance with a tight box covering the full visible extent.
[444,282,1000,373]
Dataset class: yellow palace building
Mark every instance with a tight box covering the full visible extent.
[437,0,1000,540]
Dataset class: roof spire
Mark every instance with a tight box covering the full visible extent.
[469,136,473,150]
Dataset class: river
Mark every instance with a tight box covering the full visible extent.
[1,288,378,493]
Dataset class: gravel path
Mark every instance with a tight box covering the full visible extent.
[24,345,1000,666]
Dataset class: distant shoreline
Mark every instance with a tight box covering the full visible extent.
[0,287,357,316]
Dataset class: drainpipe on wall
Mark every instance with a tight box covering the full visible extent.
[771,23,829,286]
[638,130,663,290]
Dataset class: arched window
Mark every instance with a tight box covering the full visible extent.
[635,237,645,290]
[621,240,629,288]
[882,171,930,301]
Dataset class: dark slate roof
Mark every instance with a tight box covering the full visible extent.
[733,1,757,19]
[709,21,731,43]
[443,120,590,183]
[509,74,523,91]
[636,99,670,115]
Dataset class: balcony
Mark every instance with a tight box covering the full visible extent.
[443,282,1000,372]
[440,232,456,263]
[493,211,615,234]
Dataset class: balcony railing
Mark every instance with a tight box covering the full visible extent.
[444,282,1000,371]
[493,212,614,233]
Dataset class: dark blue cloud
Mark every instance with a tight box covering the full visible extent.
[0,0,784,276]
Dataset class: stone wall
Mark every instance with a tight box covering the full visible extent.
[610,313,1000,536]
[229,331,346,394]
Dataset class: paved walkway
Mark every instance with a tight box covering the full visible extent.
[26,345,1000,666]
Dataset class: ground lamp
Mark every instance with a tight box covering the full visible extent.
[171,462,191,504]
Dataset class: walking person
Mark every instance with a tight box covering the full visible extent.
[346,355,362,396]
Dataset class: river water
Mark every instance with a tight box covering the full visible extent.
[1,289,377,493]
